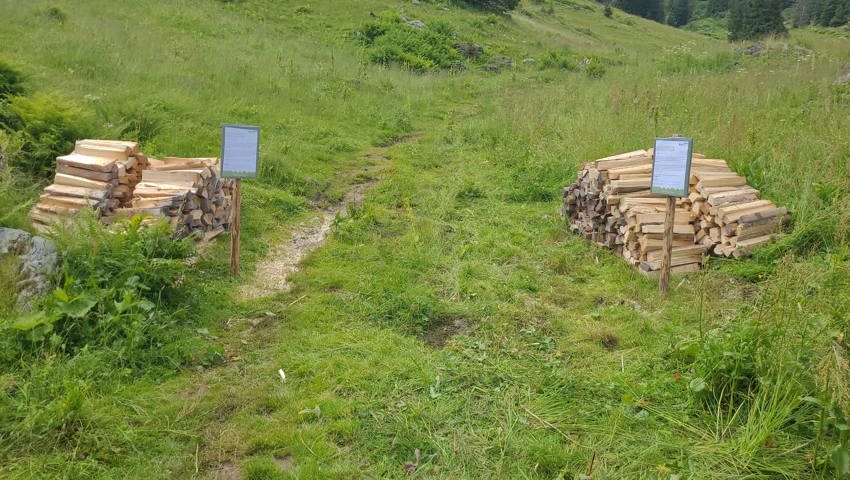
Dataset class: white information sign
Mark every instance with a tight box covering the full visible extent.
[650,137,692,198]
[221,124,260,178]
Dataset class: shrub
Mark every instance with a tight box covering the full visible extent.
[675,321,761,408]
[45,6,67,22]
[0,60,24,100]
[1,215,196,369]
[0,164,39,230]
[464,0,521,12]
[538,50,578,71]
[358,14,462,72]
[584,62,607,78]
[97,101,164,143]
[6,93,94,177]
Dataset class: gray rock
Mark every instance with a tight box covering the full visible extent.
[838,73,850,85]
[522,57,536,64]
[794,45,813,57]
[0,227,58,308]
[405,19,426,29]
[480,65,501,73]
[492,56,513,65]
[741,42,765,57]
[454,42,484,60]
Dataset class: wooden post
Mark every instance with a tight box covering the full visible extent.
[230,179,241,276]
[659,195,676,293]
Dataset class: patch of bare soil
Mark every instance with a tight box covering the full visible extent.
[214,461,241,480]
[419,317,471,348]
[274,454,293,471]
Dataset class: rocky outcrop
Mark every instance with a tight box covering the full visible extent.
[0,227,57,308]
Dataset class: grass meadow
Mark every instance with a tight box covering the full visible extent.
[0,0,849,478]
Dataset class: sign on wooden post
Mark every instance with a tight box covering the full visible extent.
[221,124,260,276]
[650,137,692,293]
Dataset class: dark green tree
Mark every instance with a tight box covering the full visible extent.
[792,0,815,26]
[668,0,692,25]
[728,0,787,41]
[464,0,520,12]
[616,0,666,22]
[816,0,850,26]
[706,0,730,15]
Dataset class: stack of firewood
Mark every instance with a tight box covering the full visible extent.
[30,139,147,231]
[562,149,787,275]
[115,157,235,241]
[30,141,234,241]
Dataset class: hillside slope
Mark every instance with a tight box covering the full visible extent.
[1,1,849,479]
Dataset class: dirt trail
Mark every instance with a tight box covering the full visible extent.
[237,153,386,299]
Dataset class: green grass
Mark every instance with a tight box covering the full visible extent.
[0,254,19,319]
[1,0,849,478]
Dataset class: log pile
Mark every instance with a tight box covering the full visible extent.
[562,149,787,275]
[117,157,235,241]
[30,141,234,241]
[30,140,147,230]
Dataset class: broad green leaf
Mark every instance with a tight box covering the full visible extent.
[10,311,55,331]
[57,296,97,318]
[138,299,155,312]
[831,447,849,476]
[53,287,69,302]
[689,377,707,393]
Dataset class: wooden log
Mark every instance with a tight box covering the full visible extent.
[54,173,114,190]
[707,188,760,207]
[641,254,703,271]
[737,207,786,225]
[732,234,777,258]
[639,262,701,278]
[77,139,139,155]
[635,211,692,225]
[56,163,117,182]
[594,150,651,170]
[57,153,117,173]
[717,201,775,224]
[736,219,780,240]
[608,164,653,180]
[641,224,695,235]
[142,170,203,185]
[203,226,226,242]
[73,143,129,161]
[38,194,100,209]
[646,245,707,263]
[611,178,651,193]
[29,208,69,225]
[696,175,747,190]
[44,184,110,200]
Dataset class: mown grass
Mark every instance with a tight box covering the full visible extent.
[0,0,849,478]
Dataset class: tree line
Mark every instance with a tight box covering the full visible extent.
[609,0,847,39]
[463,0,847,41]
